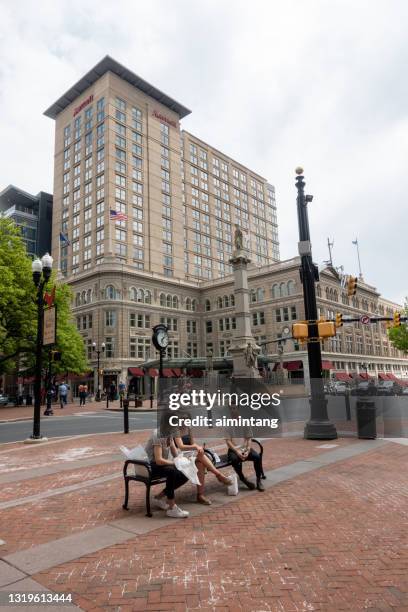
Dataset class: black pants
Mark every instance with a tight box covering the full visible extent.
[150,463,188,500]
[79,394,86,406]
[228,448,262,481]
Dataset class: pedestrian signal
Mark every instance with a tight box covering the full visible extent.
[292,322,308,340]
[318,321,336,338]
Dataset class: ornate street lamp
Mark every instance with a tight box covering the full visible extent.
[295,169,337,439]
[28,253,53,442]
[92,342,105,401]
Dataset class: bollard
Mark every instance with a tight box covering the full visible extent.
[345,391,351,421]
[150,393,153,409]
[106,393,109,409]
[123,398,129,434]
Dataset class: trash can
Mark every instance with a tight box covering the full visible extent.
[356,400,376,439]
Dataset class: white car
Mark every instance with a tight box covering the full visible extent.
[332,382,348,395]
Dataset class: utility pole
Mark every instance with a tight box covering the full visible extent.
[295,167,337,440]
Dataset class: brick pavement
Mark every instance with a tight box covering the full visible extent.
[1,434,408,610]
[31,440,408,611]
[0,436,347,557]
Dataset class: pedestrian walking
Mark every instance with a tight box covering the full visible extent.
[79,384,87,406]
[59,382,68,409]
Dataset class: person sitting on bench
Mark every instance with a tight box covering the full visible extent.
[174,418,233,505]
[225,402,265,491]
[145,429,190,518]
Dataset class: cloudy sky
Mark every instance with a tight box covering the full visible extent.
[0,0,406,303]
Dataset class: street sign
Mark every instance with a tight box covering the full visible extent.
[43,306,57,345]
[360,315,370,325]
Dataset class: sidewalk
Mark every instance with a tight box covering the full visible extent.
[1,432,408,610]
[0,397,155,423]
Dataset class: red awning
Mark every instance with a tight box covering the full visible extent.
[17,376,35,384]
[283,360,303,371]
[162,369,174,377]
[387,373,398,381]
[148,369,158,377]
[128,367,145,377]
[378,373,388,380]
[322,360,334,370]
[335,372,352,381]
[359,373,372,380]
[172,368,182,377]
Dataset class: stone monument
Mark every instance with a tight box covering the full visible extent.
[228,227,261,378]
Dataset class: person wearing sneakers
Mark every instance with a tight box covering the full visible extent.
[174,420,233,505]
[144,429,190,518]
[224,402,264,492]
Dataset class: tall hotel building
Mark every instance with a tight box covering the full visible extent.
[44,56,407,390]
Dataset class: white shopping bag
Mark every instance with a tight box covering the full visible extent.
[120,445,149,476]
[227,472,239,496]
[174,454,201,485]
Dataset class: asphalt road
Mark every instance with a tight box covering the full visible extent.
[0,411,157,444]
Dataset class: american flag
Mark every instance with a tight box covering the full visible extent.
[110,209,128,222]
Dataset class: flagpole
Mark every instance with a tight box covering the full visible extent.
[353,238,363,279]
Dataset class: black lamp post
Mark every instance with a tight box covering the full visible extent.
[295,168,337,440]
[30,253,53,441]
[92,342,105,401]
[43,348,54,416]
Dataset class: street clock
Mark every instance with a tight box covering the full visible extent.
[152,324,169,352]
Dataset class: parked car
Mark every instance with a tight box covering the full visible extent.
[0,394,10,406]
[377,381,400,396]
[351,381,377,396]
[332,382,348,395]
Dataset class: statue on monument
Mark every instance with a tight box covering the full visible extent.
[244,342,257,368]
[234,224,244,251]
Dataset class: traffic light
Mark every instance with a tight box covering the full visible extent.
[317,321,336,339]
[393,312,401,327]
[292,322,308,340]
[347,276,358,296]
[335,313,343,328]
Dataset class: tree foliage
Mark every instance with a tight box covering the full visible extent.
[388,299,408,354]
[0,218,88,376]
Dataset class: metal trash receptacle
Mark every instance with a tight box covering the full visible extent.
[356,400,376,439]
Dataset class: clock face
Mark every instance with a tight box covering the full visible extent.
[157,329,169,348]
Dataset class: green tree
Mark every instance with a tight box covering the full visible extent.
[388,299,408,353]
[0,218,88,376]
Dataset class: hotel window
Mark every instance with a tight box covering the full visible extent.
[115,122,126,136]
[96,123,104,147]
[115,174,126,187]
[96,229,104,242]
[132,143,142,157]
[136,337,150,359]
[96,243,104,256]
[105,337,114,358]
[132,155,142,169]
[133,222,143,234]
[97,97,105,122]
[64,125,71,147]
[132,182,143,194]
[206,320,213,333]
[137,314,150,328]
[115,243,127,257]
[186,342,198,357]
[116,135,126,148]
[84,248,91,261]
[96,201,104,214]
[84,235,92,247]
[115,109,126,123]
[115,228,126,242]
[116,97,126,111]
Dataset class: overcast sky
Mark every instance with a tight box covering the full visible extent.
[0,0,406,304]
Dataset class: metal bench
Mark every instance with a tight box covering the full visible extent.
[122,439,266,517]
[204,439,266,479]
[122,460,166,517]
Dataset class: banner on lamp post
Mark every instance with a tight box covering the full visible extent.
[43,306,57,346]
